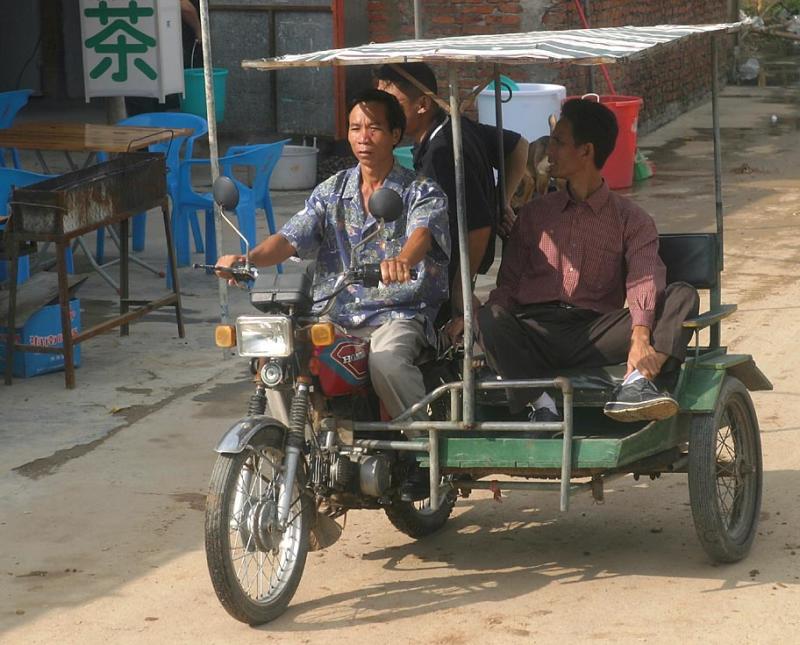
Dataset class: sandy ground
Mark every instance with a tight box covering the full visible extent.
[1,85,799,644]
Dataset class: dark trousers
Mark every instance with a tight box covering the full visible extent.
[477,282,700,412]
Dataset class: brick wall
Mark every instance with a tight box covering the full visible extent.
[367,0,735,132]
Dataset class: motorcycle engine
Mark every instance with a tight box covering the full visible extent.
[325,453,391,499]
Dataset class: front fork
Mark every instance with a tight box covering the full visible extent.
[277,379,311,530]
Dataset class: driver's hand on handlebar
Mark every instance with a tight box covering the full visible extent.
[215,253,246,286]
[380,256,412,284]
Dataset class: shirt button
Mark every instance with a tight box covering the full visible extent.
[569,268,574,272]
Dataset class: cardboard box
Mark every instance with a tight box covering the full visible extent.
[0,298,81,378]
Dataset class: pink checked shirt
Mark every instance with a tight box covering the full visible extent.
[488,181,666,329]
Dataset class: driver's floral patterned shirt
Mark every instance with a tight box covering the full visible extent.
[279,163,450,342]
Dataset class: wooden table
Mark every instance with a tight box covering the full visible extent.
[0,122,194,155]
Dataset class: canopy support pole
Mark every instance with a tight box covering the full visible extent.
[448,66,474,424]
[413,0,422,39]
[493,65,507,224]
[197,0,230,331]
[710,35,723,349]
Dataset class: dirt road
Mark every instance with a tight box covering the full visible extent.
[2,86,799,644]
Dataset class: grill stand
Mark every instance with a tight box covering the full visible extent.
[3,197,184,389]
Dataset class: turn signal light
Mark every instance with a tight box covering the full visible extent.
[215,324,237,348]
[310,322,335,347]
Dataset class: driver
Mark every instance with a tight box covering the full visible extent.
[456,98,699,423]
[216,88,450,425]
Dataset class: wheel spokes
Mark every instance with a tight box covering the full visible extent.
[714,398,753,530]
[227,448,303,604]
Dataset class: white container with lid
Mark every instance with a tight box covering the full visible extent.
[477,82,566,142]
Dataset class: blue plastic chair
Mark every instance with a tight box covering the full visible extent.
[0,89,33,168]
[179,140,289,267]
[95,112,208,266]
[0,168,74,284]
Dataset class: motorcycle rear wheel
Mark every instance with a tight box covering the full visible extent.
[384,488,457,539]
[205,427,311,625]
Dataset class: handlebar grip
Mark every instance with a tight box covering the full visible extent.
[193,262,255,282]
[357,264,419,287]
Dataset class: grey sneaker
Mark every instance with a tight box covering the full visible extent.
[603,378,679,422]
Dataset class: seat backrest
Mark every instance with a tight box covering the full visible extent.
[0,90,34,128]
[0,168,51,220]
[221,140,289,200]
[118,112,209,174]
[657,233,719,290]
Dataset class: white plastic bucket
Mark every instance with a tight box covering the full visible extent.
[270,145,319,190]
[477,83,566,142]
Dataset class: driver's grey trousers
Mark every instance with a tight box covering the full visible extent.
[363,318,429,422]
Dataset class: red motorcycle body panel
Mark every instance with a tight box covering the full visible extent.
[314,334,370,397]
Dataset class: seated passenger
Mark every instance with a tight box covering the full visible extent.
[458,98,699,422]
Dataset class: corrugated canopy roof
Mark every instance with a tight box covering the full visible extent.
[242,22,744,71]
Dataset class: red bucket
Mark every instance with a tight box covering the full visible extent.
[568,93,643,189]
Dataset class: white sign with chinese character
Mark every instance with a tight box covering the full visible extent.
[79,0,184,102]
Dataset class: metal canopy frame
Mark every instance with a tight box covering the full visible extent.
[238,22,738,512]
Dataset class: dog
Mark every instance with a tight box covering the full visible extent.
[510,114,564,211]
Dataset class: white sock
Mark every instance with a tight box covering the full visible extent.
[533,392,557,414]
[623,369,646,385]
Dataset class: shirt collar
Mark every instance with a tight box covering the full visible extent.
[342,163,408,232]
[560,179,611,214]
[413,111,448,165]
[343,163,408,200]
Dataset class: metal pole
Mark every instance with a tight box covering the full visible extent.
[413,0,422,39]
[448,66,474,423]
[106,97,126,124]
[711,37,723,268]
[428,429,440,510]
[197,0,230,329]
[710,36,723,349]
[493,66,507,218]
[559,383,574,512]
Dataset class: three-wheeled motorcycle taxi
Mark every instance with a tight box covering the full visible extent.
[203,21,772,625]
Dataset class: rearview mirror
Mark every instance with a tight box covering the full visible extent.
[368,188,403,223]
[213,176,240,211]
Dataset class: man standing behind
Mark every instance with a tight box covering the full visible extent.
[376,63,529,318]
[473,98,699,422]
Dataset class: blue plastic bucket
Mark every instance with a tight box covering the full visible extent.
[393,145,414,170]
[181,68,228,122]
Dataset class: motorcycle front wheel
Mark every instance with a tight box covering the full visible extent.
[205,427,311,625]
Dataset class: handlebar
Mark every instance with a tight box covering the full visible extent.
[193,263,257,283]
[194,262,417,292]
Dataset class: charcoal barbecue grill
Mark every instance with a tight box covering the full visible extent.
[3,152,184,388]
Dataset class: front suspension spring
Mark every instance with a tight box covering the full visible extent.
[247,384,267,416]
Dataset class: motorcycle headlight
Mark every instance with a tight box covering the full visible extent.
[235,316,293,357]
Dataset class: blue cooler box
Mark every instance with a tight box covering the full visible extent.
[0,298,81,378]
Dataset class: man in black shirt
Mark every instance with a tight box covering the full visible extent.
[376,63,528,319]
